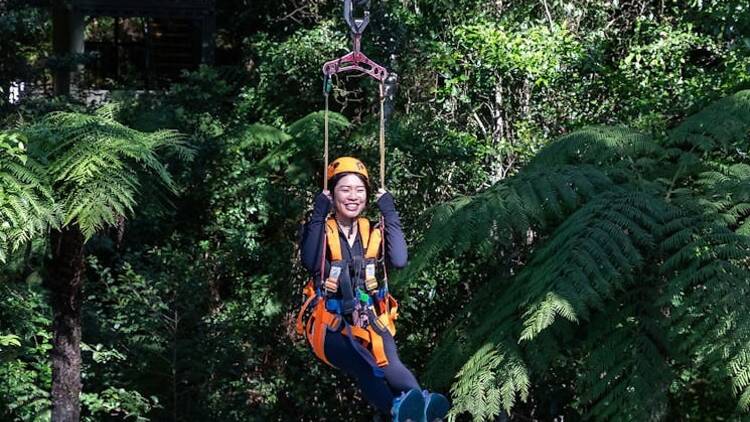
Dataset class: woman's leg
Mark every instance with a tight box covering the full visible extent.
[324,328,394,414]
[379,330,421,393]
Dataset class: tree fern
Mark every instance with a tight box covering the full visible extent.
[401,165,614,281]
[257,111,349,183]
[528,126,661,171]
[22,111,191,239]
[575,310,670,421]
[0,131,56,262]
[669,90,750,155]
[412,90,750,420]
[518,192,662,341]
[448,342,530,421]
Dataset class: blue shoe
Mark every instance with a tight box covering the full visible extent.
[392,388,426,422]
[424,392,450,422]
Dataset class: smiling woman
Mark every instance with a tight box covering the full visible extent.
[297,156,449,421]
[331,173,368,219]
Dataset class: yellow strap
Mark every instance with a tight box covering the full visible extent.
[325,218,342,261]
[356,217,381,259]
[366,227,381,259]
[358,217,370,247]
[378,313,395,336]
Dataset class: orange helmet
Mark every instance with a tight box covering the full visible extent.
[327,157,369,184]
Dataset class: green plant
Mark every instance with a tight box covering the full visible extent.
[0,131,55,263]
[406,91,750,421]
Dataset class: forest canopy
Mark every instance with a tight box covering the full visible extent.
[2,0,750,420]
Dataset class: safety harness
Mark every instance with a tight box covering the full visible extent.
[296,217,398,369]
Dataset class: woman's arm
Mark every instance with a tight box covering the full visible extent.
[376,192,408,268]
[300,192,332,279]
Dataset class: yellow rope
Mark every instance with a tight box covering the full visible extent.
[324,91,329,191]
[379,81,386,190]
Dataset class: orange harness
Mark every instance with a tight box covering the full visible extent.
[296,217,399,368]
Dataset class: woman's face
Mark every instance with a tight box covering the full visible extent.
[333,174,367,220]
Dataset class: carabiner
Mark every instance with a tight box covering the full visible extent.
[344,0,370,35]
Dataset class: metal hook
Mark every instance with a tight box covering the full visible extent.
[343,0,370,35]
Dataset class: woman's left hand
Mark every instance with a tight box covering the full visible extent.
[375,188,387,201]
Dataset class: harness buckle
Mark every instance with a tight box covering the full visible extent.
[364,261,378,292]
[325,264,342,293]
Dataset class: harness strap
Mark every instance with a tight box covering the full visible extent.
[295,283,317,336]
[296,281,399,369]
[378,295,398,336]
[367,325,388,366]
[307,300,342,367]
[325,219,343,261]
[365,226,382,259]
[357,217,370,248]
[344,325,389,367]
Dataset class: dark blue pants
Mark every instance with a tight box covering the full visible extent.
[324,325,421,414]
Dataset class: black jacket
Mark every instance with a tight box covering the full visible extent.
[299,191,408,290]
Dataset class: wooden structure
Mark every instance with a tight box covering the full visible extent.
[44,0,215,94]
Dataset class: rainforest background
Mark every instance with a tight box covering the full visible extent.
[2,0,750,420]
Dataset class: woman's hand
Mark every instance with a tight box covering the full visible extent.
[312,190,333,218]
[375,188,387,201]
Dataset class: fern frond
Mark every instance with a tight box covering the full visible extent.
[22,111,186,240]
[449,342,530,421]
[518,192,662,341]
[669,90,750,154]
[232,124,291,153]
[0,132,56,262]
[258,111,349,176]
[528,126,660,171]
[576,311,670,421]
[403,165,614,281]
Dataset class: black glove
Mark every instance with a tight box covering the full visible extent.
[312,191,332,220]
[376,191,397,214]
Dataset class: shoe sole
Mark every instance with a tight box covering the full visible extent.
[396,389,425,422]
[425,393,450,422]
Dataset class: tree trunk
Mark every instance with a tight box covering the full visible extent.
[45,225,85,422]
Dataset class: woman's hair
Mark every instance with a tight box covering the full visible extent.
[329,172,370,198]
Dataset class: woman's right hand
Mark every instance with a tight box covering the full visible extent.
[312,190,333,218]
[322,189,332,202]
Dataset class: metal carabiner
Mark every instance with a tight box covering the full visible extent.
[343,0,370,35]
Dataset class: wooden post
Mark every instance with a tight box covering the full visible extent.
[52,1,85,96]
[52,3,71,96]
[200,12,215,65]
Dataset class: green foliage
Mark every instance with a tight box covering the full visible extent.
[449,343,529,420]
[0,334,22,348]
[413,90,750,420]
[22,110,192,239]
[4,2,750,420]
[614,21,750,127]
[236,22,348,125]
[0,283,52,422]
[0,131,55,263]
[81,387,158,422]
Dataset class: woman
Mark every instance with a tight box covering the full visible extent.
[298,157,449,421]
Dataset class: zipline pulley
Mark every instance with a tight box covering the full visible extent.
[323,0,388,83]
